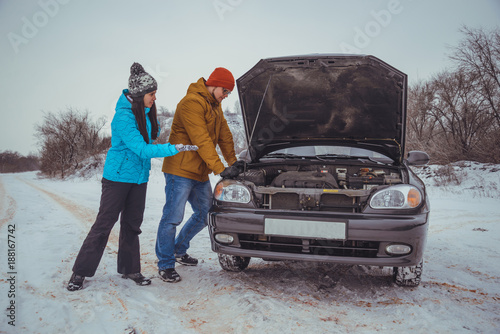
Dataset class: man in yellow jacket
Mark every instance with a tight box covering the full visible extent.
[156,67,241,282]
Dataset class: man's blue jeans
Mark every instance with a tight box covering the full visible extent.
[155,173,212,270]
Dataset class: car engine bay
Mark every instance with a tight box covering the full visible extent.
[236,163,405,212]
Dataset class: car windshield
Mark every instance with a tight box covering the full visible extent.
[263,146,394,164]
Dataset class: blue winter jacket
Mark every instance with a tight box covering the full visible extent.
[102,90,179,184]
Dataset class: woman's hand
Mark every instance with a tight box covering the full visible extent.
[175,144,199,152]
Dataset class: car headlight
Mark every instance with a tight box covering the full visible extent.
[369,185,422,209]
[214,180,251,203]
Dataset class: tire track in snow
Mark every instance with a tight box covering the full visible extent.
[11,176,137,332]
[16,176,120,246]
[4,175,200,333]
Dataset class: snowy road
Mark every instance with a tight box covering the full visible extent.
[1,164,499,333]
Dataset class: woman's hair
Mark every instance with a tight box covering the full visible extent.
[130,95,159,143]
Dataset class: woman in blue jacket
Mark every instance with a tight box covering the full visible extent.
[67,63,197,291]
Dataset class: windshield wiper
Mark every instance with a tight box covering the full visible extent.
[355,156,388,164]
[315,154,353,159]
[263,153,301,159]
[315,154,387,164]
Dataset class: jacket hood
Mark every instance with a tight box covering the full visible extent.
[117,89,150,114]
[187,78,219,106]
[236,54,407,163]
[116,90,132,110]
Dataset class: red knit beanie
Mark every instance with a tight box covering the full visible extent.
[206,67,235,91]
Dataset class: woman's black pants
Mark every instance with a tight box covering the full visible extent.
[72,178,148,277]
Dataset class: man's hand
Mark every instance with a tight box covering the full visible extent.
[231,160,246,172]
[220,165,240,179]
[175,144,199,152]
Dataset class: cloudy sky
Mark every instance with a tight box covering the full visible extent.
[1,0,499,155]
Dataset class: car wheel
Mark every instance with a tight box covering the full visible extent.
[393,260,423,287]
[218,254,250,272]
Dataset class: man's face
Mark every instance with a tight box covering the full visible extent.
[213,87,231,103]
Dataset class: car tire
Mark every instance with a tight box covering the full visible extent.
[393,260,423,287]
[218,254,251,272]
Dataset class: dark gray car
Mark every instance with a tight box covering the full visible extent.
[208,54,430,287]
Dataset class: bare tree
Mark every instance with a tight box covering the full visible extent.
[157,105,174,118]
[224,110,247,155]
[405,26,500,163]
[450,26,500,128]
[156,106,174,144]
[35,108,109,178]
[0,151,39,173]
[429,70,494,162]
[406,81,438,154]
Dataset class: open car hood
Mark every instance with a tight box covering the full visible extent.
[236,54,407,163]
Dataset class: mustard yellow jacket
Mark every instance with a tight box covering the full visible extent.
[162,78,237,182]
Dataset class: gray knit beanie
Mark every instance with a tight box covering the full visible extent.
[128,62,157,97]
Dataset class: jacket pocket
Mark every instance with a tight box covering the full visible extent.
[116,151,129,175]
[179,151,208,176]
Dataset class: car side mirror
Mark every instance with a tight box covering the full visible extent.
[406,151,430,166]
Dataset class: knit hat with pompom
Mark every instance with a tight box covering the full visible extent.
[128,62,157,97]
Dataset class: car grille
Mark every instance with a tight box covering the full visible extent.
[265,193,361,213]
[238,234,379,258]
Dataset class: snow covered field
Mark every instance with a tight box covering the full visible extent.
[1,160,499,334]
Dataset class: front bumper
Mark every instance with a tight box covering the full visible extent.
[208,207,429,267]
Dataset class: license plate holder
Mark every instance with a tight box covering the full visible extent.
[264,218,346,240]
